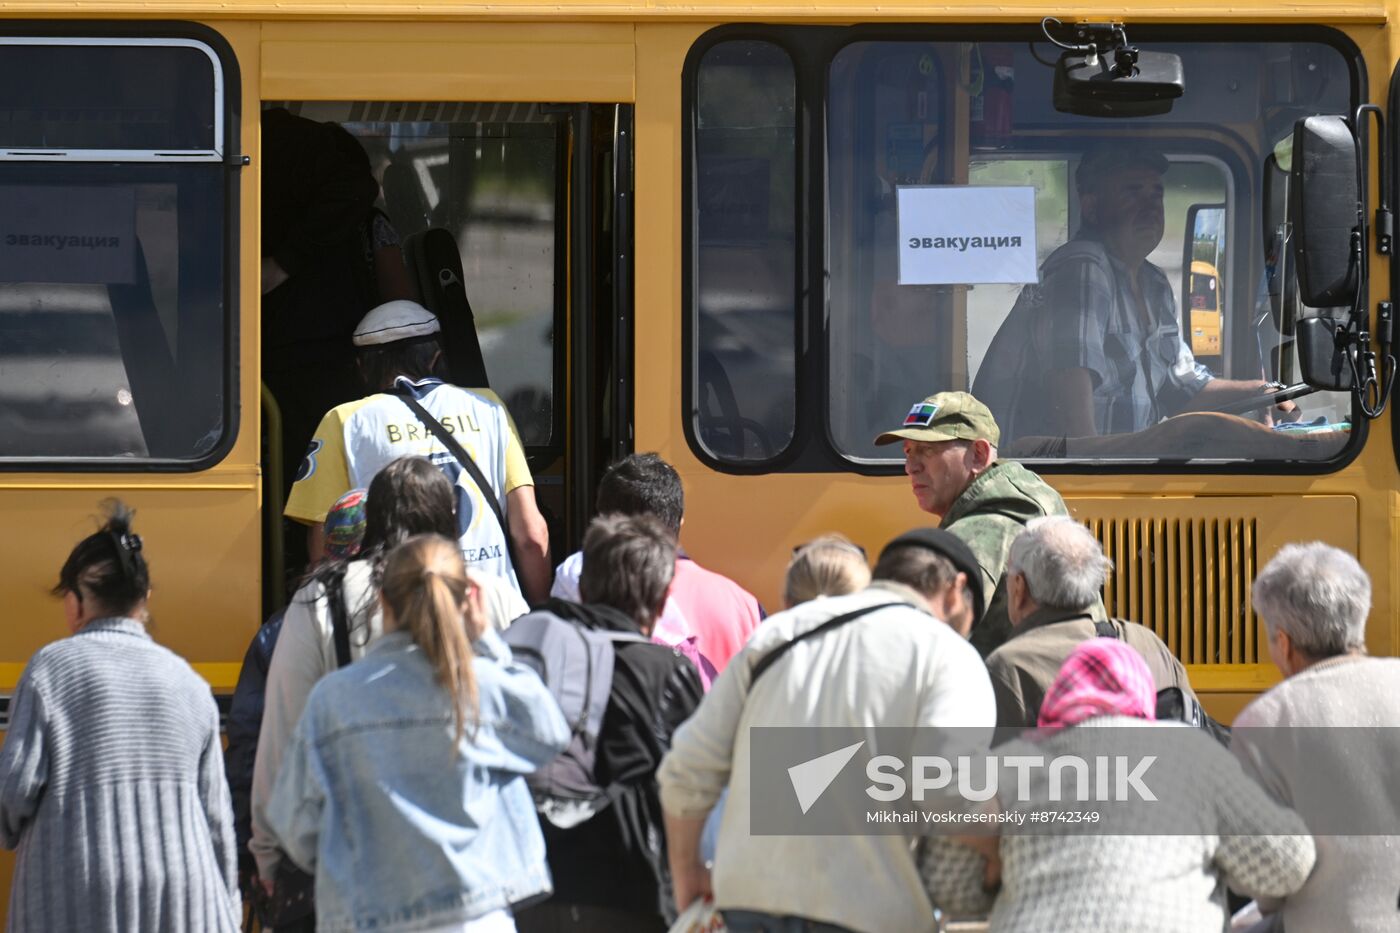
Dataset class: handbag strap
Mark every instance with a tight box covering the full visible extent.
[749,603,903,686]
[392,385,521,575]
[325,567,352,669]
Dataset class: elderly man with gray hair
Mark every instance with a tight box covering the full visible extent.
[984,515,1192,730]
[1231,542,1400,932]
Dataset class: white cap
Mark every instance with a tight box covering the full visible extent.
[352,300,441,347]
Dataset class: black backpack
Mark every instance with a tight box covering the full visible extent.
[1093,619,1231,746]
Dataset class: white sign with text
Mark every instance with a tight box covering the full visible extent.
[896,185,1038,285]
[0,186,137,285]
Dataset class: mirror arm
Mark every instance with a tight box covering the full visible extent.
[1349,105,1397,416]
[1359,300,1397,418]
[1356,104,1392,255]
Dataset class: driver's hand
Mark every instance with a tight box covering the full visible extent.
[1256,383,1301,426]
[1273,399,1302,423]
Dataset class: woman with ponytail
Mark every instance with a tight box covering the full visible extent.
[252,455,459,899]
[265,534,568,932]
[0,500,241,932]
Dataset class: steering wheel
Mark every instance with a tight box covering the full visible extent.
[1207,382,1318,418]
[697,350,776,459]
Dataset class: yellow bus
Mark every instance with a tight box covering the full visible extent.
[0,3,1396,775]
[1189,259,1223,358]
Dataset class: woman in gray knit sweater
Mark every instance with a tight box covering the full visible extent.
[0,502,241,932]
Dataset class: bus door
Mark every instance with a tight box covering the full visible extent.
[259,26,634,608]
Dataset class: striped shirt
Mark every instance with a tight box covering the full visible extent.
[1038,238,1212,434]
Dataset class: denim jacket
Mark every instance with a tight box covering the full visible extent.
[265,627,569,932]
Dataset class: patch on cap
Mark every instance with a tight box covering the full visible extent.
[903,402,940,427]
[352,300,442,347]
[872,391,1001,448]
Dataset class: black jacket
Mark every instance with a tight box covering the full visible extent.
[535,598,703,921]
[223,610,285,877]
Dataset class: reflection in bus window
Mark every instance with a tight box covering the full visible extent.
[0,173,226,460]
[824,39,1354,464]
[693,41,797,462]
[284,103,563,449]
[828,42,949,459]
[1190,260,1223,359]
[0,38,228,463]
[0,42,218,153]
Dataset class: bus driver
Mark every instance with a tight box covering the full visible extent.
[977,145,1297,440]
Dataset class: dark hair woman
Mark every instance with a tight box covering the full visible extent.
[265,535,567,932]
[0,501,241,932]
[250,456,457,905]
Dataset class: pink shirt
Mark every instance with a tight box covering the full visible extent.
[666,559,763,672]
[550,552,764,682]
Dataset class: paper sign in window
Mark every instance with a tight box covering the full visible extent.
[896,185,1038,285]
[0,186,137,285]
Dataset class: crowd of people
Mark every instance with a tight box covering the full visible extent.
[0,289,1394,932]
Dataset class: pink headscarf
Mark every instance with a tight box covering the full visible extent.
[1037,637,1157,731]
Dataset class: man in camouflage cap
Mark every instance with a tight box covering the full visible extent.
[875,391,1099,655]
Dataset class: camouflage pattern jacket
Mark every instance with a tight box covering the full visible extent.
[940,460,1103,655]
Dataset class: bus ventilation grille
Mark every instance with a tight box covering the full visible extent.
[1085,516,1260,665]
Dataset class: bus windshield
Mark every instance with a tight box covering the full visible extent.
[692,33,1359,467]
[826,38,1353,464]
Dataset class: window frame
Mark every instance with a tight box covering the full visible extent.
[682,23,1367,477]
[682,33,807,473]
[0,36,226,162]
[0,21,241,473]
[1388,59,1400,474]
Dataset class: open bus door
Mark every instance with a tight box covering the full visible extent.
[259,101,632,614]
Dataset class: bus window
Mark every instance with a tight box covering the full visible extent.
[827,42,950,459]
[820,38,1356,467]
[0,37,231,463]
[692,41,798,463]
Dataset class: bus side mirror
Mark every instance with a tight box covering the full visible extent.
[1290,115,1361,308]
[1296,315,1354,391]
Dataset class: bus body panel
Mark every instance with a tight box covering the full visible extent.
[260,21,635,102]
[0,10,1392,928]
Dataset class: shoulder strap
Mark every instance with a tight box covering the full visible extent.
[325,569,352,669]
[392,386,521,574]
[602,630,652,645]
[1094,619,1122,639]
[750,603,903,687]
